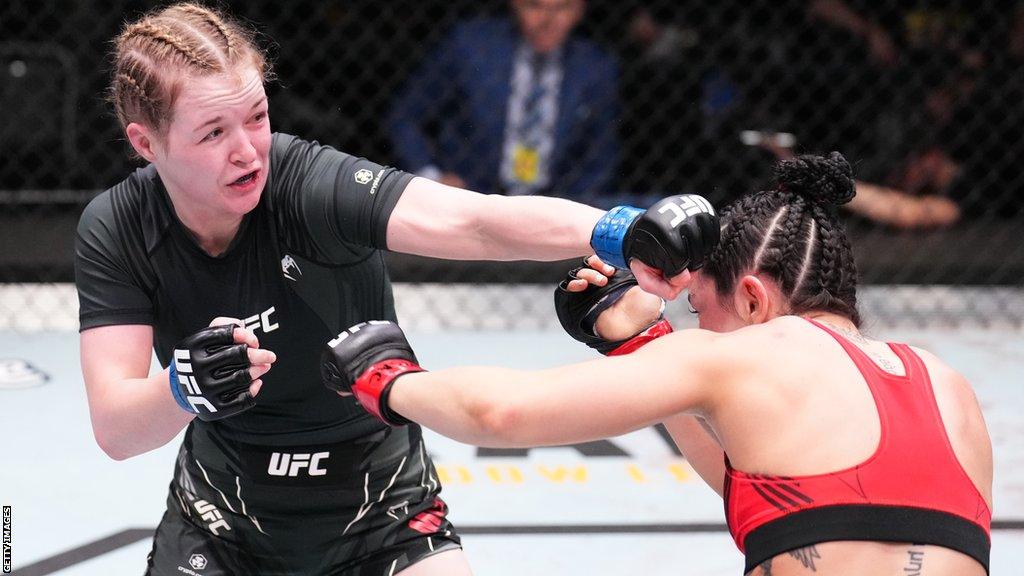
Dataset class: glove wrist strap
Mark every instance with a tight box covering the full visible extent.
[607,319,674,356]
[591,205,644,269]
[353,359,424,426]
[168,361,198,413]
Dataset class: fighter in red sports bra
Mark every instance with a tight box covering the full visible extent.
[317,152,995,576]
[724,319,991,574]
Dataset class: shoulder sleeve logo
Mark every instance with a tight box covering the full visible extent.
[354,169,374,185]
[189,553,208,570]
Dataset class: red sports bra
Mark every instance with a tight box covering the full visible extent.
[723,319,991,573]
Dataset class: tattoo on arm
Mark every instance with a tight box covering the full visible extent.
[788,545,822,571]
[903,547,925,575]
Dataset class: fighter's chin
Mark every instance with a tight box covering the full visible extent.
[221,187,262,216]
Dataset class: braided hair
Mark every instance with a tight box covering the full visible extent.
[108,2,271,134]
[703,152,861,326]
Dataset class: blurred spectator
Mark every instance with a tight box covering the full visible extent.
[616,7,700,196]
[615,5,778,203]
[802,0,1004,184]
[811,0,1023,222]
[754,132,960,230]
[387,0,620,198]
[697,0,1013,227]
[942,3,1024,218]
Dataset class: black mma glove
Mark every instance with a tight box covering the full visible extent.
[554,262,673,356]
[591,194,720,277]
[169,325,255,421]
[320,321,424,426]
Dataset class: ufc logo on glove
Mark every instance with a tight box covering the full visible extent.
[590,194,720,276]
[171,349,219,415]
[658,195,715,228]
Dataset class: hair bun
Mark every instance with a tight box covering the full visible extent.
[775,151,855,207]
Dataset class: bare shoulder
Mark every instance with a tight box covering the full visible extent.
[907,346,993,504]
[651,317,808,377]
[908,345,977,398]
[698,315,862,385]
[636,316,842,400]
[710,315,818,357]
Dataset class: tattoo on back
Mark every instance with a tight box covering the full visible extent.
[821,320,901,373]
[788,545,821,571]
[904,548,925,575]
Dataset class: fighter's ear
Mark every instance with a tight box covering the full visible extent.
[126,122,160,163]
[733,274,779,325]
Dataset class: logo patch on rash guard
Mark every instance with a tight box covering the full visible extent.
[354,169,374,185]
[368,169,385,195]
[268,451,330,477]
[242,306,279,334]
[237,439,367,488]
[281,254,301,281]
[177,553,209,575]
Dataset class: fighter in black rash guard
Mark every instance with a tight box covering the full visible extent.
[77,134,457,574]
[89,6,716,574]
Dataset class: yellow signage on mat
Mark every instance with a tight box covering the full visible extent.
[512,143,540,183]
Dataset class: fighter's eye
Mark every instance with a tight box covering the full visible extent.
[202,128,222,142]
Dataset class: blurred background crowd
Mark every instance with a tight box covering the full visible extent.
[1,0,1022,296]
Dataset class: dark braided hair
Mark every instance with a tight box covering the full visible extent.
[703,152,862,326]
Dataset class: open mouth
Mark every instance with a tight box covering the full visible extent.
[231,170,259,186]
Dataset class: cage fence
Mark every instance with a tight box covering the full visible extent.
[1,0,1021,331]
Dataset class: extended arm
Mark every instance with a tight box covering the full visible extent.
[385,330,728,447]
[660,414,727,496]
[387,180,719,300]
[386,177,604,261]
[559,259,727,495]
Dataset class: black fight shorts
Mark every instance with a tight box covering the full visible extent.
[145,424,461,575]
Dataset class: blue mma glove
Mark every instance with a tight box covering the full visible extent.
[591,194,720,276]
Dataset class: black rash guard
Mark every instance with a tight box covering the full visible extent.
[75,132,414,445]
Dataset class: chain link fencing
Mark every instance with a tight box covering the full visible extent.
[1,0,1022,331]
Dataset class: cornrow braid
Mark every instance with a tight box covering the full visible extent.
[769,193,813,295]
[108,2,271,133]
[750,204,788,271]
[791,218,817,297]
[707,192,780,295]
[115,71,155,111]
[111,48,170,130]
[797,204,860,324]
[173,3,236,57]
[703,152,861,327]
[124,22,214,70]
